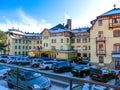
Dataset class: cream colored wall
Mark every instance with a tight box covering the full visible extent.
[6,33,42,56]
[71,38,90,57]
[50,36,70,50]
[42,30,51,50]
[57,52,67,59]
[90,18,120,64]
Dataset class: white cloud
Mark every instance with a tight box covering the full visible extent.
[64,13,70,19]
[0,8,52,33]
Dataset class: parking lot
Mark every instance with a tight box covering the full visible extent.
[0,57,119,90]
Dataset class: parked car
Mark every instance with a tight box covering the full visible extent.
[52,61,73,73]
[7,56,17,64]
[15,56,30,65]
[0,65,11,79]
[71,65,91,77]
[77,60,91,66]
[115,79,120,90]
[30,58,43,67]
[90,68,115,82]
[6,69,51,90]
[40,60,56,70]
[0,55,9,63]
[116,71,120,80]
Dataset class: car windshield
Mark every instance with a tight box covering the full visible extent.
[92,69,102,74]
[24,72,41,80]
[74,65,84,70]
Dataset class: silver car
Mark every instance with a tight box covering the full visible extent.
[6,69,51,90]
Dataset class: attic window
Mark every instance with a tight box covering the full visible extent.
[98,20,103,26]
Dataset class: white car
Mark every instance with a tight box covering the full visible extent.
[15,56,30,65]
[40,60,56,70]
[0,56,9,63]
[7,56,16,64]
[30,58,43,67]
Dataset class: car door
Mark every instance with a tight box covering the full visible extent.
[85,66,91,75]
[18,74,29,89]
[7,70,17,84]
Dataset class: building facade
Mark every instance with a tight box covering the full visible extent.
[6,28,42,56]
[5,19,90,61]
[90,7,120,69]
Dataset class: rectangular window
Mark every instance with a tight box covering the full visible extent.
[98,20,103,26]
[61,39,63,43]
[19,40,21,43]
[19,46,21,49]
[37,41,39,44]
[15,52,17,55]
[71,39,75,43]
[77,39,81,43]
[15,39,17,43]
[15,46,17,49]
[99,56,104,63]
[46,43,48,47]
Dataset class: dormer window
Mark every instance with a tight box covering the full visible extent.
[98,20,103,26]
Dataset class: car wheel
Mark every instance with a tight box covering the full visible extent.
[45,67,49,70]
[104,78,108,83]
[18,63,21,65]
[32,64,36,67]
[27,87,33,90]
[9,61,13,64]
[8,82,14,89]
[82,73,86,77]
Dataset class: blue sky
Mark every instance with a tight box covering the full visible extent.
[0,0,120,32]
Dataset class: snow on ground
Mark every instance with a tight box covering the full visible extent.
[0,80,8,90]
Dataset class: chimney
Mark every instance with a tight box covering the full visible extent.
[67,19,72,30]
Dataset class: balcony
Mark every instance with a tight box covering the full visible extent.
[112,51,120,54]
[96,37,106,42]
[96,50,106,55]
[109,23,120,28]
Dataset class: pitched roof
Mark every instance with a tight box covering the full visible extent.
[50,24,64,30]
[48,28,70,33]
[71,27,89,33]
[99,8,120,17]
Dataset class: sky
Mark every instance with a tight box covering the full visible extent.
[0,0,120,33]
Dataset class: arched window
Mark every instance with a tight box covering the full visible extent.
[113,30,120,37]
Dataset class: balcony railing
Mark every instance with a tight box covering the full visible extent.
[96,50,106,55]
[109,23,120,28]
[112,51,120,54]
[96,37,106,42]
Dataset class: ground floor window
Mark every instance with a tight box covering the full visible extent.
[77,53,81,57]
[99,56,104,63]
[83,53,87,57]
